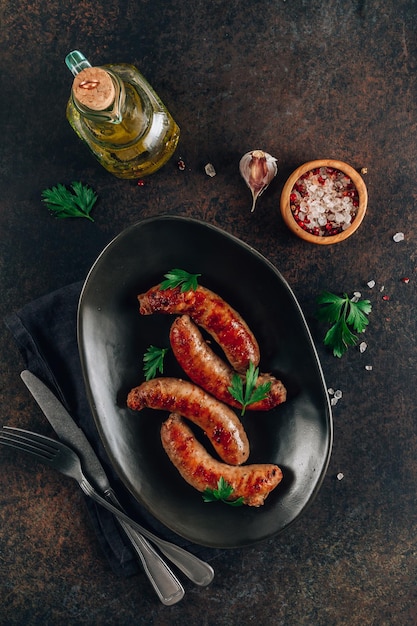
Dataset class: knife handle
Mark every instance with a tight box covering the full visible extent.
[104,490,184,605]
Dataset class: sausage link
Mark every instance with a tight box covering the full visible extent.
[170,315,287,411]
[127,377,249,465]
[161,413,283,507]
[138,284,260,372]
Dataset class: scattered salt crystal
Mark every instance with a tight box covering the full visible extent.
[328,388,342,406]
[365,365,373,371]
[205,163,216,177]
[336,472,344,481]
[367,280,375,288]
[359,341,367,353]
[380,285,385,292]
[393,232,405,242]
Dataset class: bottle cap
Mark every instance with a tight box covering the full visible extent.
[65,50,92,76]
[72,67,115,111]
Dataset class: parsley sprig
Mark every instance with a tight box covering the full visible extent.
[316,291,372,358]
[203,477,244,506]
[41,182,98,221]
[228,361,271,415]
[143,345,169,380]
[159,269,201,292]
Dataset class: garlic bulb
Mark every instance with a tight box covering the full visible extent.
[239,150,278,212]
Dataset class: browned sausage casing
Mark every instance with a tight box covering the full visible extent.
[170,315,287,411]
[127,377,249,465]
[161,413,283,507]
[138,284,260,372]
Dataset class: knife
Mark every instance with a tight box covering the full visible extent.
[20,371,214,595]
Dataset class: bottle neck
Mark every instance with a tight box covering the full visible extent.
[72,68,126,124]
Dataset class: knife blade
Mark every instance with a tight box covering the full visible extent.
[19,369,185,605]
[20,370,214,589]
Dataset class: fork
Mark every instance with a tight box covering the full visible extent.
[0,426,214,590]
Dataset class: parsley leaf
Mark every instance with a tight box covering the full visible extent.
[202,477,244,506]
[159,269,201,292]
[316,291,372,357]
[228,361,271,415]
[143,345,169,380]
[41,181,98,221]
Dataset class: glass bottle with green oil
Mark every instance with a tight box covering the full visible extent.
[65,50,180,179]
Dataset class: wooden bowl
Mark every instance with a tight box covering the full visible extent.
[280,159,368,244]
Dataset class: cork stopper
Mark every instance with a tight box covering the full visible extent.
[72,67,115,111]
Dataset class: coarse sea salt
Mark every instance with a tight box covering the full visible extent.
[290,167,359,237]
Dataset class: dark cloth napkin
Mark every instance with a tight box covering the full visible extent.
[4,282,221,578]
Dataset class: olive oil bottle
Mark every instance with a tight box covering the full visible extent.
[65,51,180,179]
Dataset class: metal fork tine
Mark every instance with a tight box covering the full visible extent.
[0,427,58,459]
[3,426,60,450]
[0,436,55,462]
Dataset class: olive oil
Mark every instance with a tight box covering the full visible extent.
[65,52,180,178]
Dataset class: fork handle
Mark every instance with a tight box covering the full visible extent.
[80,479,214,587]
[104,489,184,605]
[116,518,185,605]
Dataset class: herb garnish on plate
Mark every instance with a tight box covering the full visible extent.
[159,268,201,292]
[228,361,271,415]
[143,345,169,381]
[203,477,244,506]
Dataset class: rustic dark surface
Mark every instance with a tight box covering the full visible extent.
[1,1,417,624]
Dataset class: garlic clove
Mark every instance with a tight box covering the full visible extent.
[239,150,278,212]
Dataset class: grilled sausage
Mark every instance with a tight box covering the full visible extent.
[161,413,283,507]
[169,315,287,411]
[138,284,260,372]
[127,377,249,465]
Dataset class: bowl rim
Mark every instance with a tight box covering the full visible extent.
[280,159,368,245]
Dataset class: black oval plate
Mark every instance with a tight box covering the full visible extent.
[78,216,333,548]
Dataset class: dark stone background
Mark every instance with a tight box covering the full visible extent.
[1,1,417,624]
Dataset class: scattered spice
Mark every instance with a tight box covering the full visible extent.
[382,295,390,301]
[137,179,145,187]
[360,167,368,175]
[359,341,367,353]
[401,277,410,283]
[328,388,343,406]
[204,163,216,177]
[290,167,359,237]
[177,158,186,171]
